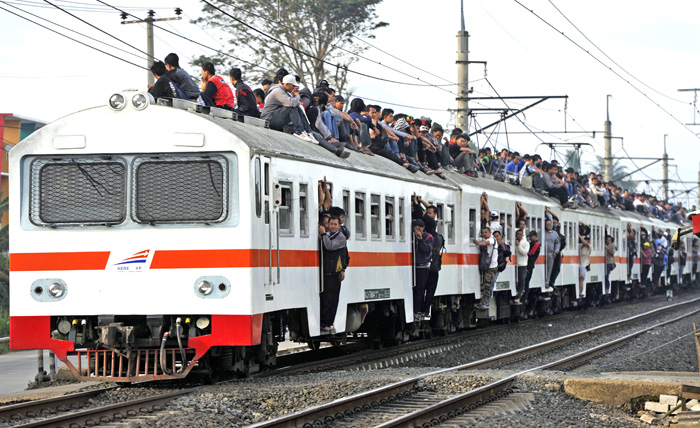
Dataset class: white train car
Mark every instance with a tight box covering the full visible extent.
[9,92,694,383]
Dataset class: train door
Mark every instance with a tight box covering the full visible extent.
[262,156,279,297]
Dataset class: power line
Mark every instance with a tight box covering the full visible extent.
[547,0,687,105]
[1,0,146,61]
[43,0,156,60]
[0,3,147,70]
[512,0,700,142]
[200,0,459,89]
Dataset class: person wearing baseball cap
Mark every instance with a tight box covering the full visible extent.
[260,74,318,142]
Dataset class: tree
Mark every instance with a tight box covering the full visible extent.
[563,149,582,173]
[588,155,637,191]
[196,0,388,93]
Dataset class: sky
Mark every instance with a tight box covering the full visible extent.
[1,0,700,204]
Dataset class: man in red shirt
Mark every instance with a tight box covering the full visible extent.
[200,62,234,109]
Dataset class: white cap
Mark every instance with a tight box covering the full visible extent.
[282,74,298,86]
[490,210,499,217]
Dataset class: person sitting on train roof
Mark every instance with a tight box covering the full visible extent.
[450,134,477,176]
[260,74,315,143]
[543,164,571,207]
[228,68,260,118]
[253,88,265,112]
[334,95,362,151]
[393,117,430,174]
[147,61,186,100]
[588,177,605,207]
[163,53,200,100]
[199,62,235,110]
[260,78,272,94]
[412,123,445,178]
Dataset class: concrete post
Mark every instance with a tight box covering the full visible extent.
[146,10,155,86]
[456,0,469,132]
[663,135,669,202]
[604,95,612,182]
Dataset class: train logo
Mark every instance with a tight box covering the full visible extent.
[113,250,150,272]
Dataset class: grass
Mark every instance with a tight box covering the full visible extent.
[0,309,9,354]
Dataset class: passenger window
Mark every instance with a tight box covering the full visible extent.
[469,209,476,246]
[279,182,293,235]
[355,192,366,240]
[399,197,405,241]
[506,213,513,242]
[255,158,261,218]
[447,204,456,244]
[437,204,445,236]
[343,189,351,240]
[500,212,505,240]
[385,197,395,240]
[370,194,381,239]
[299,183,308,237]
[264,163,269,196]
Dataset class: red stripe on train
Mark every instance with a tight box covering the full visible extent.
[10,252,111,271]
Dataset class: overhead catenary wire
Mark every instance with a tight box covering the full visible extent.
[547,0,687,105]
[200,0,460,90]
[512,0,700,142]
[0,3,148,70]
[42,0,157,61]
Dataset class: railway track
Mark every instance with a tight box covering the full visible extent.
[0,386,193,428]
[247,295,700,428]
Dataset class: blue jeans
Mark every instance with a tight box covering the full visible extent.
[605,263,613,293]
[322,111,339,139]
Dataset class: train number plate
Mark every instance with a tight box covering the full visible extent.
[590,275,599,282]
[365,288,390,300]
[495,281,510,290]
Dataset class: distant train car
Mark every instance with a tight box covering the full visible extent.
[8,92,693,382]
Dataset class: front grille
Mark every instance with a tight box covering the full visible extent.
[132,155,228,224]
[30,157,127,226]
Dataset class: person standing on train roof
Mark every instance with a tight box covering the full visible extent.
[229,67,260,118]
[200,62,235,110]
[163,53,200,100]
[412,219,433,321]
[474,226,498,310]
[544,219,560,289]
[319,215,349,334]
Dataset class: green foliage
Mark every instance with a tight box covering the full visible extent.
[588,155,637,191]
[195,0,388,93]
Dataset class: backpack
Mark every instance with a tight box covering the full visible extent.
[497,242,512,272]
[163,76,188,100]
[653,251,665,267]
[429,233,445,272]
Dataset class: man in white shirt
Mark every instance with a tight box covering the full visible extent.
[474,226,499,309]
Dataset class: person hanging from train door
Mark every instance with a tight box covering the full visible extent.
[626,223,637,278]
[490,229,512,299]
[545,207,565,291]
[578,222,591,301]
[523,230,541,318]
[543,218,560,292]
[604,225,616,301]
[422,206,444,319]
[319,215,349,334]
[474,226,499,310]
[412,219,433,321]
[480,192,502,234]
[514,229,528,304]
[640,242,652,290]
[678,242,688,287]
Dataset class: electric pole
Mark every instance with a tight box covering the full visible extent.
[121,8,182,86]
[455,0,469,132]
[663,134,669,201]
[604,95,612,182]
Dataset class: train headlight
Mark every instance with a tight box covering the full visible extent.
[196,316,210,330]
[197,280,213,296]
[108,93,126,111]
[48,282,65,298]
[131,92,154,110]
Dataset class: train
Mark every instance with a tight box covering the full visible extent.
[8,90,699,382]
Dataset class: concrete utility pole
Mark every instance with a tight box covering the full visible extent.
[121,9,182,86]
[604,95,612,182]
[697,163,700,209]
[663,134,669,201]
[455,0,469,132]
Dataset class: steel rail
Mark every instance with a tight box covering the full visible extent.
[9,389,190,428]
[247,296,700,428]
[0,387,117,423]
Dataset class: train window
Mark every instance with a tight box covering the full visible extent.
[537,218,542,237]
[386,197,395,240]
[299,183,308,237]
[255,158,261,218]
[30,157,127,226]
[500,212,506,240]
[278,181,293,235]
[343,189,351,238]
[399,197,405,241]
[437,204,445,236]
[370,194,381,240]
[131,155,229,224]
[264,162,269,196]
[355,192,366,240]
[469,209,476,246]
[447,204,456,244]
